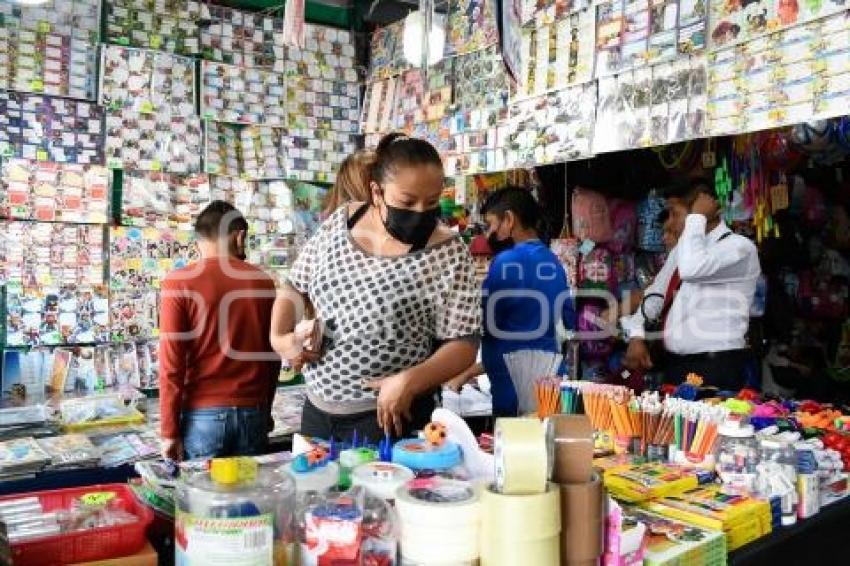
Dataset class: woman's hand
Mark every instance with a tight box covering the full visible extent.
[364,372,415,436]
[279,320,321,370]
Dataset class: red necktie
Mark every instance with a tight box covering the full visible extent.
[661,268,681,330]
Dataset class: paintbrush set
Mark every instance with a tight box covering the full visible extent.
[503,350,563,416]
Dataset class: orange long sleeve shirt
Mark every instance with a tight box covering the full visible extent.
[158,257,281,439]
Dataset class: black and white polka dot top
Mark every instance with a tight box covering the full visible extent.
[288,206,481,415]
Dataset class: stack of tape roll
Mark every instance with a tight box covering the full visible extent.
[351,462,415,503]
[396,477,482,565]
[480,483,561,565]
[283,461,339,495]
[546,415,605,566]
[494,418,549,494]
[482,418,560,565]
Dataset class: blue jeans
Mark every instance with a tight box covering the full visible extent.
[181,407,268,460]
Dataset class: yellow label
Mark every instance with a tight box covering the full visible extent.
[80,492,117,506]
[140,100,154,114]
[150,35,162,49]
[151,160,161,172]
[126,258,143,271]
[30,80,44,91]
[38,21,50,34]
[36,150,48,161]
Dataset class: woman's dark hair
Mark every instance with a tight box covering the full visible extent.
[371,132,443,185]
[481,186,551,243]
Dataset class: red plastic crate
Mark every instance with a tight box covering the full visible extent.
[0,483,153,566]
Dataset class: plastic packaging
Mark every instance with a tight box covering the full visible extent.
[175,457,295,566]
[716,420,760,491]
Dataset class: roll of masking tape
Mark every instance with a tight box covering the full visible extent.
[351,462,414,502]
[480,483,561,566]
[494,418,548,495]
[284,461,339,494]
[396,478,482,564]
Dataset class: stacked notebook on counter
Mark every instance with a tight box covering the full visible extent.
[0,438,51,480]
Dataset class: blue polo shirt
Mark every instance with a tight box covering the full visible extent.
[481,240,575,416]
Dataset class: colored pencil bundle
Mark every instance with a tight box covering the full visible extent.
[665,398,730,460]
[559,381,633,432]
[503,350,563,415]
[535,376,561,419]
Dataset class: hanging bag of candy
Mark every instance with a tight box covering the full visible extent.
[637,190,666,252]
[579,245,616,292]
[608,198,638,254]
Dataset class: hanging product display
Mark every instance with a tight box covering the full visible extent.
[240,126,288,180]
[595,0,708,78]
[200,4,286,71]
[518,5,596,98]
[709,0,846,49]
[368,20,409,80]
[507,81,597,166]
[0,92,103,164]
[0,0,100,100]
[0,160,109,224]
[100,46,201,173]
[201,61,287,126]
[5,284,109,347]
[707,14,850,136]
[447,0,500,56]
[594,56,707,153]
[120,171,211,229]
[105,0,201,55]
[0,222,105,288]
[363,76,400,136]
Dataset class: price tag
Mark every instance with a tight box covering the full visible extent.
[150,35,162,49]
[36,150,48,161]
[80,492,116,507]
[38,21,50,34]
[139,100,154,114]
[30,80,44,92]
[151,160,161,172]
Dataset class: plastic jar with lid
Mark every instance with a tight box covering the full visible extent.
[175,457,295,565]
[716,420,760,491]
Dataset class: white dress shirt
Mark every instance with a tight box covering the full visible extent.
[622,215,761,355]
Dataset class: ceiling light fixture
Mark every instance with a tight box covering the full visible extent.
[402,1,445,68]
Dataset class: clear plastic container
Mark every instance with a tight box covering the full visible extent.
[758,439,798,526]
[716,420,760,491]
[175,458,295,566]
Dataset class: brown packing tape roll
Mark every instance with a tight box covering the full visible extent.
[548,414,594,484]
[559,473,605,564]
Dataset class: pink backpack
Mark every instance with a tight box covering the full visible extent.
[572,188,613,243]
[579,246,616,291]
[608,199,638,253]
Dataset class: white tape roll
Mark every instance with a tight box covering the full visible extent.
[351,462,414,502]
[396,478,482,564]
[284,461,339,494]
[494,418,548,495]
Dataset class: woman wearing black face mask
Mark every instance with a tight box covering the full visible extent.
[270,134,480,440]
[477,187,576,416]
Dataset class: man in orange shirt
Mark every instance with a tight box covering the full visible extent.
[159,201,280,461]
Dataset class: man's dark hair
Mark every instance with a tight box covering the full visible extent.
[685,177,716,205]
[194,200,248,240]
[481,186,550,243]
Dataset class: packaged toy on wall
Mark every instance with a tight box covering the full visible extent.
[201,61,287,126]
[200,4,285,71]
[368,20,408,80]
[5,284,109,347]
[0,0,100,100]
[121,172,211,229]
[1,160,109,224]
[100,46,201,173]
[447,0,500,56]
[0,92,104,164]
[105,0,201,55]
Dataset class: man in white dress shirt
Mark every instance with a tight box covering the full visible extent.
[622,180,762,390]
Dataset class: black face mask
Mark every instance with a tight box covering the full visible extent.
[487,222,515,256]
[382,201,441,248]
